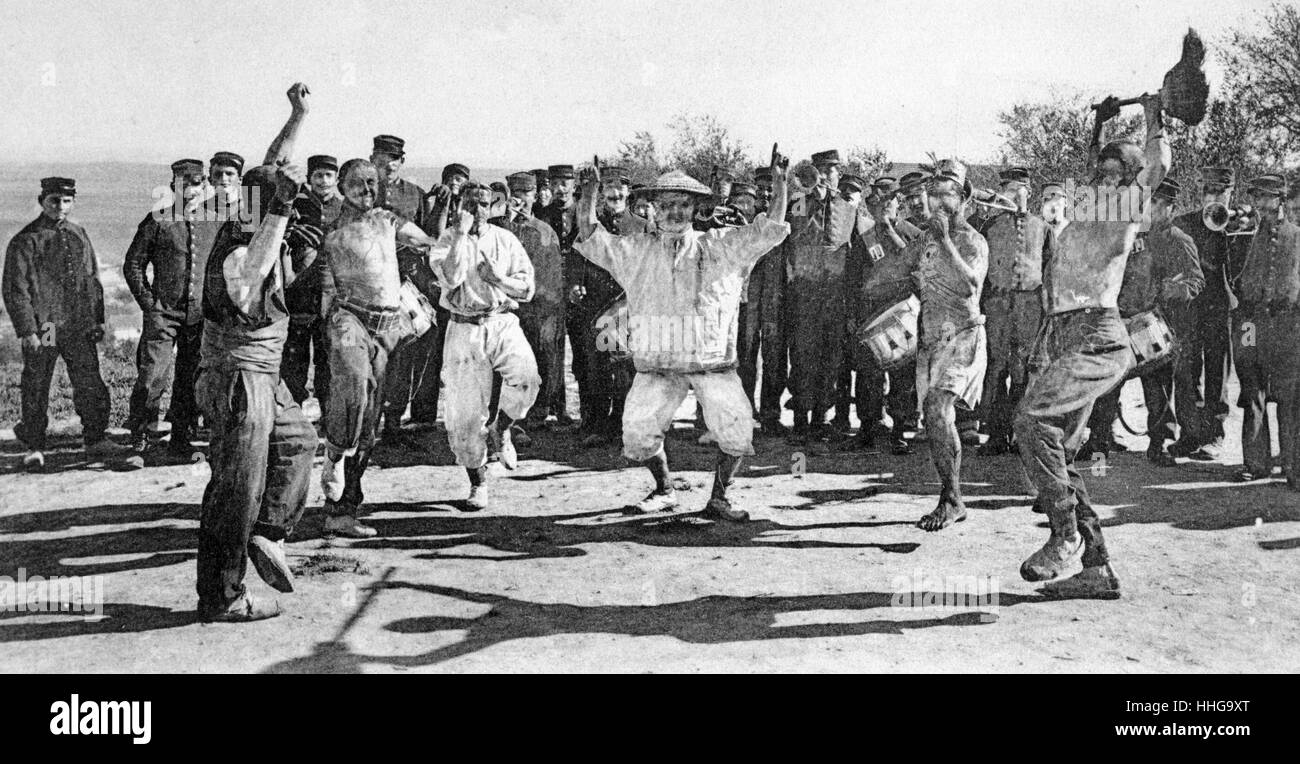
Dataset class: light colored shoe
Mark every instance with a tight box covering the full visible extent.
[634,489,678,513]
[465,484,490,511]
[22,450,45,472]
[247,535,294,593]
[320,452,344,502]
[323,514,376,538]
[697,431,718,445]
[1019,532,1083,582]
[199,593,281,623]
[85,439,133,458]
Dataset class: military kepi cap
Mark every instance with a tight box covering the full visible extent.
[998,166,1032,185]
[170,158,204,176]
[898,171,927,194]
[39,177,76,198]
[729,182,757,199]
[1247,173,1287,196]
[442,163,471,182]
[838,174,866,193]
[873,176,900,195]
[1200,167,1235,188]
[752,166,772,182]
[811,150,841,166]
[372,134,406,158]
[210,151,245,173]
[548,164,576,180]
[601,165,631,184]
[507,172,537,192]
[307,155,339,174]
[1153,177,1181,203]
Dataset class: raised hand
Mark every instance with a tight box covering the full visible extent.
[770,143,790,176]
[287,82,311,114]
[1095,95,1122,124]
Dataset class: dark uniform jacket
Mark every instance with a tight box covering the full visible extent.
[123,212,221,324]
[982,211,1052,293]
[492,211,564,317]
[847,218,923,325]
[1117,224,1204,318]
[539,200,581,297]
[1235,218,1300,312]
[1173,210,1241,315]
[3,215,104,338]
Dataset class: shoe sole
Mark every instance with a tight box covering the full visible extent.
[247,537,295,593]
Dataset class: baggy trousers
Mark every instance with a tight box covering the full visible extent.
[442,313,540,468]
[979,288,1042,443]
[324,308,405,513]
[281,316,331,407]
[1014,308,1133,568]
[195,368,317,610]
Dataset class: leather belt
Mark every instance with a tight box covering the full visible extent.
[339,301,402,333]
[450,311,509,325]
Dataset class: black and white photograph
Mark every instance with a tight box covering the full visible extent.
[0,0,1295,712]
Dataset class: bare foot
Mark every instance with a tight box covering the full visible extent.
[917,501,967,532]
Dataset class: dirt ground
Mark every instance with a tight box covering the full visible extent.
[1,376,1298,674]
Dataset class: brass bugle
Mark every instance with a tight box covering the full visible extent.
[1203,202,1258,235]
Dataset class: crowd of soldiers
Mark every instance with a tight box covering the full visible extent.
[5,82,1300,621]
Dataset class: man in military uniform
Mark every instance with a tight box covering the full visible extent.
[492,172,564,431]
[913,161,989,531]
[1086,177,1204,464]
[781,150,875,443]
[1014,94,1169,599]
[4,177,136,472]
[832,173,869,434]
[733,173,786,433]
[847,176,923,454]
[976,167,1052,456]
[122,159,216,461]
[540,164,581,424]
[531,169,553,216]
[280,154,342,409]
[1168,167,1242,460]
[369,137,440,441]
[1233,174,1300,485]
[572,166,649,447]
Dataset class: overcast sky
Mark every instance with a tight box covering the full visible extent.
[0,0,1271,169]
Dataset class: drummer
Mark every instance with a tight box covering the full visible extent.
[912,160,989,531]
[1084,177,1203,465]
[846,175,923,453]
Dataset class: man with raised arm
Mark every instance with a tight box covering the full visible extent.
[572,147,791,521]
[1013,93,1170,599]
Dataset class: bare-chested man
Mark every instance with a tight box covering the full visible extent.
[913,161,989,531]
[1014,93,1170,599]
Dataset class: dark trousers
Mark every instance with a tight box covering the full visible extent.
[738,300,758,410]
[520,310,566,419]
[1015,309,1132,569]
[788,280,845,418]
[382,308,447,427]
[126,310,201,435]
[195,368,317,611]
[581,315,634,435]
[854,358,916,436]
[979,289,1042,443]
[1087,365,1176,446]
[751,255,787,421]
[1172,298,1232,446]
[281,317,330,407]
[1235,311,1300,479]
[16,328,110,449]
[325,308,405,512]
[567,308,593,427]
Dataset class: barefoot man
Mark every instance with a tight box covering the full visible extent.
[914,160,989,531]
[1014,93,1170,598]
[572,147,790,521]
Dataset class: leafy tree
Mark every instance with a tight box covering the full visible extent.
[1221,2,1300,162]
